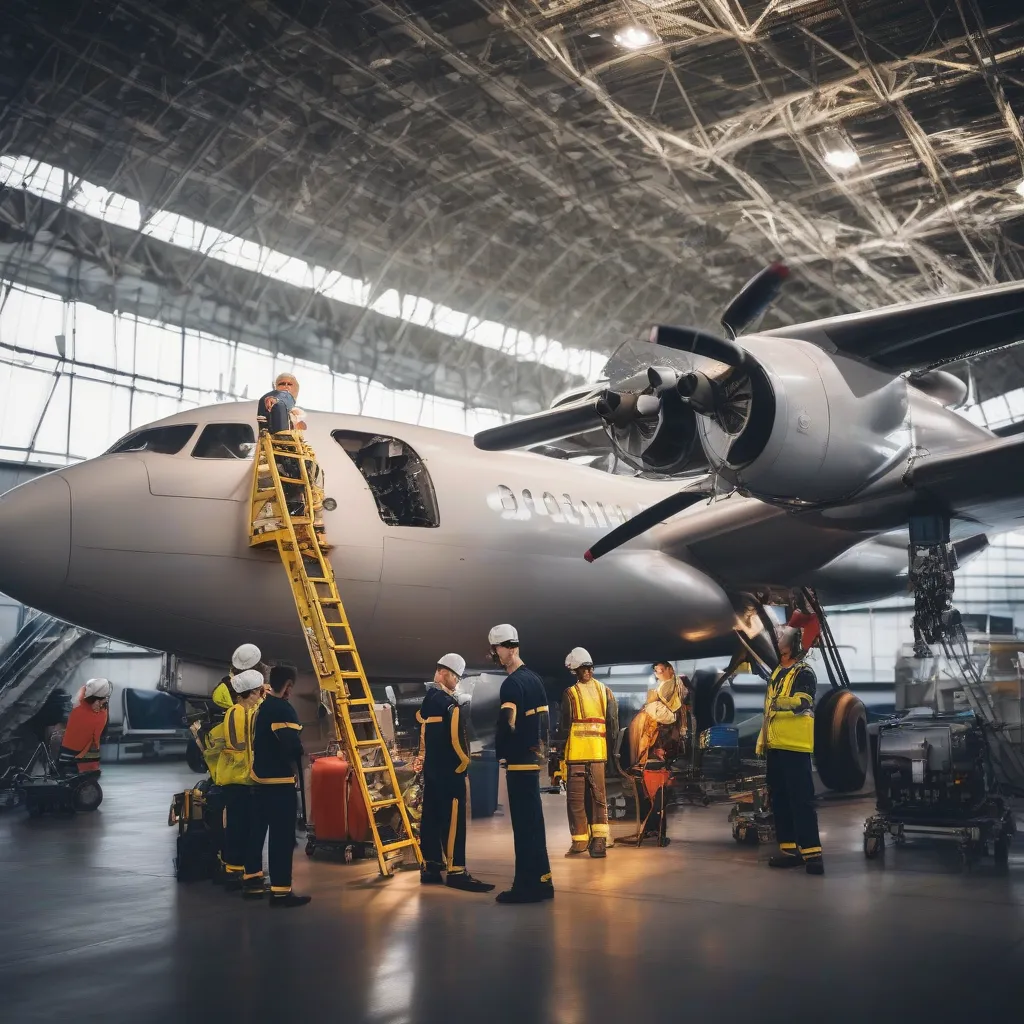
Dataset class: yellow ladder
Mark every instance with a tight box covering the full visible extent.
[249,430,422,877]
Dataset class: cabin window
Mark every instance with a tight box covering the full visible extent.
[191,423,256,460]
[106,424,196,455]
[332,430,439,528]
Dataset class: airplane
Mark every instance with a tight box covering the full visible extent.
[0,267,1022,793]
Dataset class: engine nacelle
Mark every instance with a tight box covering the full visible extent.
[698,336,910,504]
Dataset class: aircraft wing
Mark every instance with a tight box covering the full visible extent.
[760,279,1024,372]
[904,430,1024,525]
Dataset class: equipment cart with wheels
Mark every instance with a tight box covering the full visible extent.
[12,742,103,817]
[863,710,1016,869]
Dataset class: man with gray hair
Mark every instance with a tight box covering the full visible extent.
[756,624,823,874]
[417,653,494,893]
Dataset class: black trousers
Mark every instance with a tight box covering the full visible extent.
[505,769,552,891]
[204,786,227,864]
[766,749,821,859]
[246,784,298,893]
[420,773,467,873]
[222,785,253,875]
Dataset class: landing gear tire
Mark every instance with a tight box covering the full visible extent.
[72,777,103,812]
[692,670,735,733]
[814,690,868,793]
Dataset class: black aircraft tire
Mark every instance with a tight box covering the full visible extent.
[693,671,734,733]
[815,690,868,793]
[73,777,103,812]
[185,739,208,775]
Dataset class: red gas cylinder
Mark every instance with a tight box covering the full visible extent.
[309,755,370,843]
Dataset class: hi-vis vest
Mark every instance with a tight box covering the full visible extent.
[564,680,610,762]
[763,664,814,753]
[219,701,260,786]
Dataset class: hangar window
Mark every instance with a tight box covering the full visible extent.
[191,423,256,460]
[106,424,196,455]
[332,430,439,528]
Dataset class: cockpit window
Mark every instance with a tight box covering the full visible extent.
[106,424,196,455]
[191,423,256,460]
[333,430,439,528]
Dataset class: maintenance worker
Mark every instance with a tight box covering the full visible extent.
[756,626,824,875]
[198,677,235,883]
[489,624,554,904]
[58,678,111,774]
[417,653,494,893]
[556,648,617,858]
[245,664,311,907]
[218,669,265,892]
[625,678,682,845]
[256,373,307,435]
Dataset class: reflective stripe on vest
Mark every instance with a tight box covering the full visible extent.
[764,664,814,753]
[565,681,609,762]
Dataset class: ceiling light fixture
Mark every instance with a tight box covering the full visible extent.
[824,148,860,170]
[613,26,655,50]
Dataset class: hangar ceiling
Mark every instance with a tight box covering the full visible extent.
[1,0,1023,414]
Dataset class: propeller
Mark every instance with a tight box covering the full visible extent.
[473,393,610,451]
[720,262,790,337]
[583,488,710,562]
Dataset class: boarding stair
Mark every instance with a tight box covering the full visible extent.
[0,611,97,764]
[249,430,422,876]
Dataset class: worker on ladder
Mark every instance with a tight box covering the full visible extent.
[416,653,495,893]
[556,647,617,859]
[756,625,824,875]
[255,372,329,551]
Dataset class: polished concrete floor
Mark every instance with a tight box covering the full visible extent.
[1,763,1023,1024]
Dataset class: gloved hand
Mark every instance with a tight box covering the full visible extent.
[755,729,765,757]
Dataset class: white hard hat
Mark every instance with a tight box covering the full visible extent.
[231,669,265,694]
[565,647,594,671]
[437,653,466,678]
[488,623,519,646]
[83,678,112,700]
[232,643,262,672]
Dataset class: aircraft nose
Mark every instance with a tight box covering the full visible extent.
[0,473,71,608]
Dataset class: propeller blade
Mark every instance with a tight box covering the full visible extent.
[721,262,789,337]
[649,325,747,368]
[473,395,608,451]
[584,489,709,562]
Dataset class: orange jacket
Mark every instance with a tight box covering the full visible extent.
[61,702,108,771]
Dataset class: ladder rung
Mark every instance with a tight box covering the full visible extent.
[355,739,383,748]
[305,577,329,584]
[278,476,305,484]
[380,838,418,853]
[369,798,400,809]
[361,765,392,773]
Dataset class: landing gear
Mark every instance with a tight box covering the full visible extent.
[815,690,869,793]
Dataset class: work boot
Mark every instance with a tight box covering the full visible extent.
[269,892,312,908]
[495,885,555,904]
[768,853,804,869]
[445,872,495,893]
[589,837,607,858]
[242,877,267,899]
[805,857,825,876]
[420,865,444,886]
[565,841,589,857]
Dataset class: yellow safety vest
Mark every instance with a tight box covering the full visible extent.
[564,680,610,762]
[218,701,260,786]
[763,664,814,753]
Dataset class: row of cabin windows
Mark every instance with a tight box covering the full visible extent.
[105,424,440,528]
